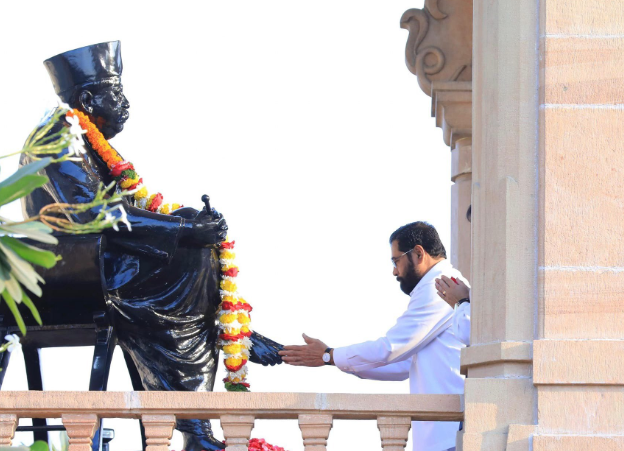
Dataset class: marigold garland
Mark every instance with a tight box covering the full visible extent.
[218,238,253,391]
[66,109,182,214]
[67,109,253,391]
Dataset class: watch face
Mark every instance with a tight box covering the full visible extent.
[322,353,330,363]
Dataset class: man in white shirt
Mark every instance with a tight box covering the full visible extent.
[279,222,467,451]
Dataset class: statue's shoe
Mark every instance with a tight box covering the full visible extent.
[182,433,225,451]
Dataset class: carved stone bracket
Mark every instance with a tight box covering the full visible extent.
[401,0,472,97]
[432,81,472,147]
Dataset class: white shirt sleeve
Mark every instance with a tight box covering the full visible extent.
[452,302,471,345]
[333,279,453,374]
[340,359,411,381]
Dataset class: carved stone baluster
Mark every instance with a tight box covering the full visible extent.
[141,414,176,451]
[62,414,100,451]
[0,414,17,446]
[377,416,411,451]
[220,415,255,451]
[298,414,333,451]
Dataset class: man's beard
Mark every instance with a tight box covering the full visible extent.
[397,258,423,295]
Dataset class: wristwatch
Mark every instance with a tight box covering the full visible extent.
[322,347,333,365]
[458,298,470,305]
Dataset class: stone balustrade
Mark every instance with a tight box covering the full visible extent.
[0,392,463,451]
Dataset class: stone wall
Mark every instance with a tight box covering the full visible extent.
[533,1,624,450]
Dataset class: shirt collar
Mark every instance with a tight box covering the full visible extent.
[409,259,451,297]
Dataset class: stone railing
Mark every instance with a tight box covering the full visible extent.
[0,392,463,451]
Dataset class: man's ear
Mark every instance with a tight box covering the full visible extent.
[78,90,94,114]
[413,245,425,261]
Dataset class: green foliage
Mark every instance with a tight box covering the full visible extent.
[0,158,54,334]
[29,440,49,451]
[0,104,130,341]
[225,382,250,392]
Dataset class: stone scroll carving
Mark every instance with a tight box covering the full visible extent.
[401,0,472,96]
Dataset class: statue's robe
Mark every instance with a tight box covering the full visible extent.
[21,112,228,443]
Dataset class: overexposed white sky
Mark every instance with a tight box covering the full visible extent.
[0,2,452,450]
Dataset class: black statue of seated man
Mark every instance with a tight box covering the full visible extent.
[20,41,283,451]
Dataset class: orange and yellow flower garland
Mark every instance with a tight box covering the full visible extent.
[218,239,253,391]
[66,109,253,391]
[66,109,182,214]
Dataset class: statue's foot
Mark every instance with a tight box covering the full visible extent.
[182,432,225,451]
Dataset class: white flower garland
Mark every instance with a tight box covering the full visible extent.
[218,239,253,391]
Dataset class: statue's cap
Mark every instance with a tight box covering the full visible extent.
[44,41,122,95]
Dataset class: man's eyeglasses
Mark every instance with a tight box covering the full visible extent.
[391,249,414,268]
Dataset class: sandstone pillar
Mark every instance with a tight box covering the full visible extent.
[532,1,624,449]
[461,0,540,449]
[451,136,472,279]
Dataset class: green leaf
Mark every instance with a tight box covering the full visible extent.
[0,243,42,298]
[29,440,49,451]
[4,272,22,303]
[20,291,41,326]
[224,382,250,392]
[2,290,25,335]
[0,257,9,294]
[0,222,57,244]
[10,268,42,298]
[0,236,57,269]
[0,158,51,190]
[0,174,48,207]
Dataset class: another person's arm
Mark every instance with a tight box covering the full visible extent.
[435,275,471,345]
[435,275,469,308]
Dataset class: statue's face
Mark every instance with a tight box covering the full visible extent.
[84,83,130,139]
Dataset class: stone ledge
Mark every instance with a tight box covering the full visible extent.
[0,392,463,422]
[534,340,624,385]
[461,341,532,374]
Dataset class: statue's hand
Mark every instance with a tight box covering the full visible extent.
[249,331,284,366]
[181,210,228,246]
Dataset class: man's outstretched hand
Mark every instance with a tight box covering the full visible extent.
[279,334,329,367]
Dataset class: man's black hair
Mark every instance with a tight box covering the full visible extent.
[389,221,447,259]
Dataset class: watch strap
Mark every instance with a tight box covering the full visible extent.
[323,347,333,365]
